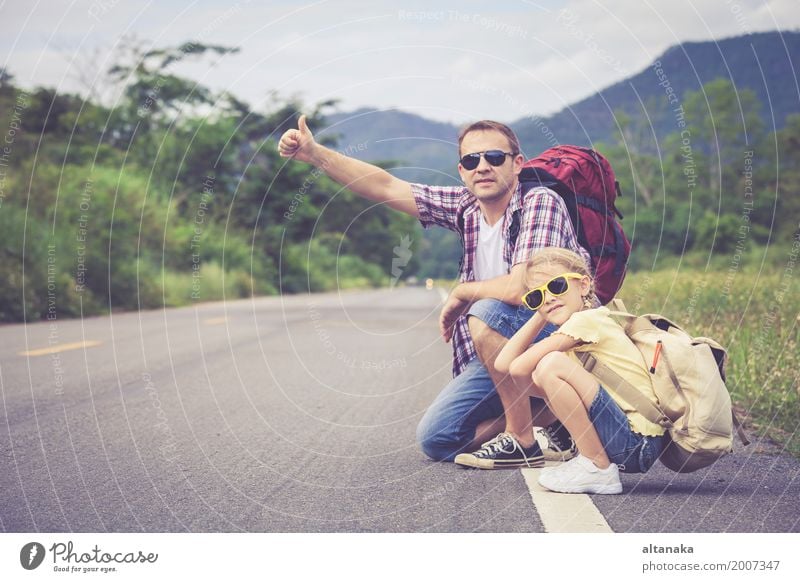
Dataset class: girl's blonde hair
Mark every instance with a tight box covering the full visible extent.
[524,248,598,305]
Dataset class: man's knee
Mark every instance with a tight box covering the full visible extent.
[416,418,461,462]
[414,356,498,462]
[467,298,507,327]
[467,312,492,344]
[467,298,506,351]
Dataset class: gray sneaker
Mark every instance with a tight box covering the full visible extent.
[534,421,577,462]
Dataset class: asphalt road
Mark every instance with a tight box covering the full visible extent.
[1,287,798,532]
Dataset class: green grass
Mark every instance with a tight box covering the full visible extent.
[618,245,800,457]
[159,262,257,306]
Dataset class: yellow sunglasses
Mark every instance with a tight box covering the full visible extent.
[521,272,585,311]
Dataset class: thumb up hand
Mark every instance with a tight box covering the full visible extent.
[278,114,316,163]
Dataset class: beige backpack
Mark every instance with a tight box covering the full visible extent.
[578,300,749,473]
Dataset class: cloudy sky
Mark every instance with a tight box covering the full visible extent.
[1,0,798,124]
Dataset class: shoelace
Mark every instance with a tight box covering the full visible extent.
[541,425,571,452]
[475,433,533,468]
[476,434,511,456]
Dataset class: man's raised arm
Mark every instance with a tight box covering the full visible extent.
[278,115,420,218]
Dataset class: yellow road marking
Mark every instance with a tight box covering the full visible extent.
[203,317,228,325]
[521,467,614,533]
[19,340,102,357]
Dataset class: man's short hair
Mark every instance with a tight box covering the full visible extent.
[457,120,521,156]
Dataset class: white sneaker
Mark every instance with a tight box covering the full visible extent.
[537,454,622,494]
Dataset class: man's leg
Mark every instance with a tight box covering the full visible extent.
[468,317,556,448]
[416,298,555,462]
[467,300,557,449]
[416,358,505,462]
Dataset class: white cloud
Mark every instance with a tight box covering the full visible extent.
[1,0,798,123]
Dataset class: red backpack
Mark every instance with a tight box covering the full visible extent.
[518,146,630,304]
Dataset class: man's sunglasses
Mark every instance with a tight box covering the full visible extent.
[459,150,516,171]
[521,273,586,311]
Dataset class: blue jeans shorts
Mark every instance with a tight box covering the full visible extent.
[589,386,664,473]
[416,298,557,462]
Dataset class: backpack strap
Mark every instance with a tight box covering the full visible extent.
[732,411,751,446]
[605,311,666,337]
[658,344,692,435]
[577,352,673,429]
[581,313,691,430]
[508,209,520,246]
[607,298,627,312]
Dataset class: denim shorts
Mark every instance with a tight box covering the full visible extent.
[588,386,664,473]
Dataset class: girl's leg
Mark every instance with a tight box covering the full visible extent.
[532,352,610,469]
[468,313,557,449]
[492,365,553,448]
[472,399,558,450]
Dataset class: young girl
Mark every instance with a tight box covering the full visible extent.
[455,247,664,494]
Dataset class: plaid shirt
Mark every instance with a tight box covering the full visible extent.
[412,182,590,377]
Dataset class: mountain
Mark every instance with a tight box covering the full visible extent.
[320,108,460,185]
[513,30,800,154]
[322,30,800,172]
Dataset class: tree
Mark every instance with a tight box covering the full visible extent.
[770,114,800,238]
[684,78,764,193]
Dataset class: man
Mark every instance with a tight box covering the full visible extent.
[279,116,588,465]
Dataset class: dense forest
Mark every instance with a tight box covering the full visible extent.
[1,38,799,322]
[0,42,418,322]
[603,74,800,268]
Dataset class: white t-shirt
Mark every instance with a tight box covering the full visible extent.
[474,214,507,281]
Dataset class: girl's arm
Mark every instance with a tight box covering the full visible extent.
[496,312,549,374]
[506,332,581,380]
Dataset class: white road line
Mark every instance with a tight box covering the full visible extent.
[436,287,448,303]
[521,467,614,533]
